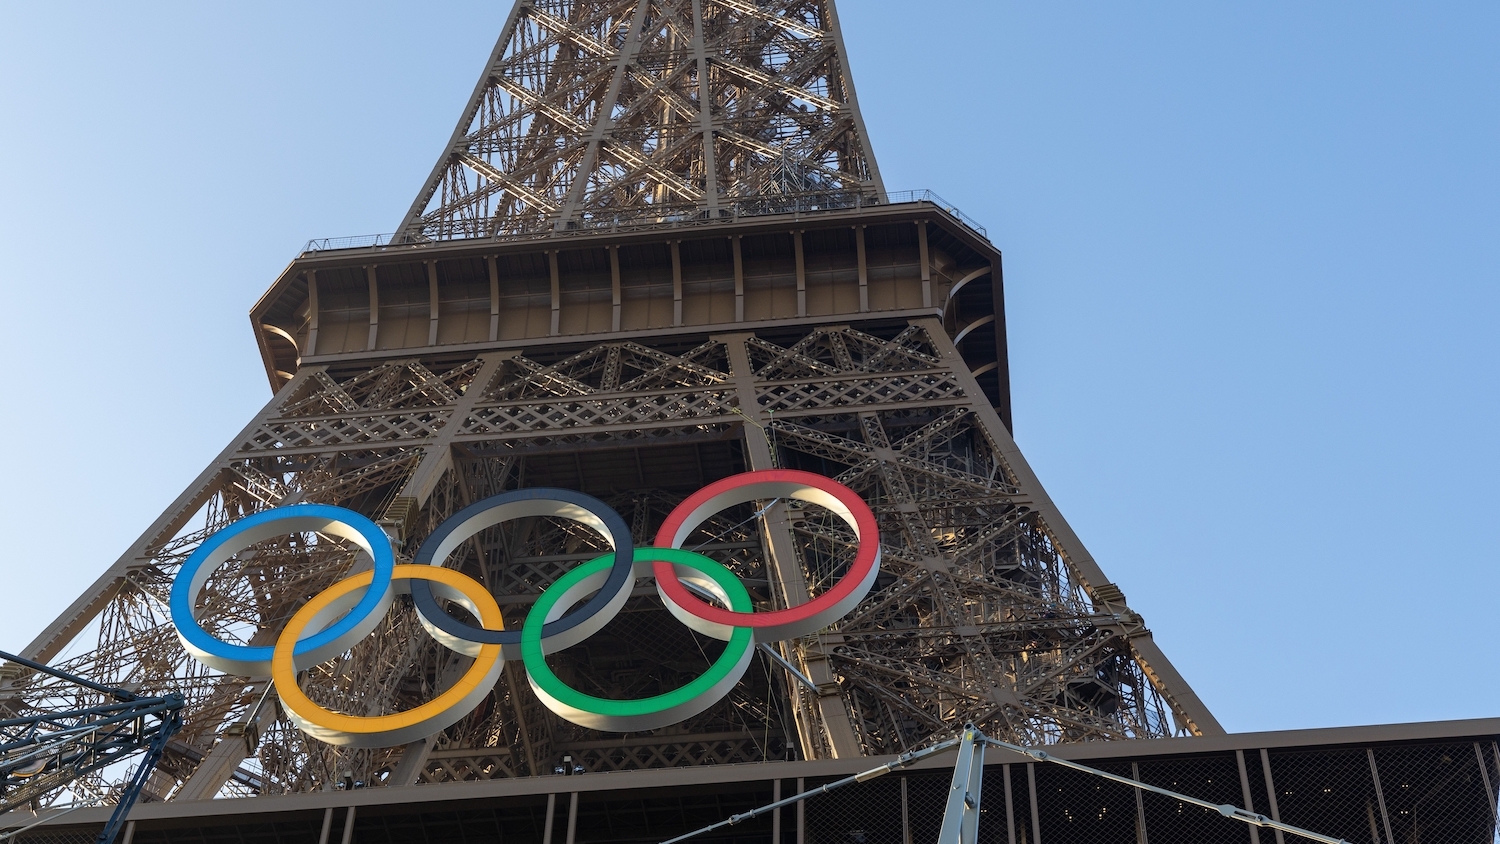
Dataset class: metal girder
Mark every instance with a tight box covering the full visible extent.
[397,0,883,241]
[3,329,1218,805]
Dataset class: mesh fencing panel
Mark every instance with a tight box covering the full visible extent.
[1265,746,1384,844]
[905,770,953,843]
[11,829,101,844]
[1033,759,1138,844]
[1370,741,1498,844]
[11,736,1494,844]
[803,773,905,844]
[977,766,1018,844]
[1136,752,1249,842]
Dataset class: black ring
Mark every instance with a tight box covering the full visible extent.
[409,489,634,650]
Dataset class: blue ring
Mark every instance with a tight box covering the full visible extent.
[169,504,395,672]
[409,489,634,650]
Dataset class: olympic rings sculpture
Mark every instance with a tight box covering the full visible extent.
[169,469,878,747]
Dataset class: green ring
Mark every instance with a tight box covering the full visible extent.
[521,548,755,731]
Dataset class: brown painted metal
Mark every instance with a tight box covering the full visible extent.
[0,0,1224,811]
[395,0,884,242]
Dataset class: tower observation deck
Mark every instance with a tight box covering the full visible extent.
[5,3,1496,843]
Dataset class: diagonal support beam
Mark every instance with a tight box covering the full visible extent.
[914,316,1224,736]
[719,331,862,759]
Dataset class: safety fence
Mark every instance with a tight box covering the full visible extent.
[801,739,1500,844]
[300,188,988,255]
[9,735,1497,843]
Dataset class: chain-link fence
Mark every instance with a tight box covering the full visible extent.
[1135,752,1249,842]
[800,738,1498,844]
[1367,741,1498,844]
[802,772,903,844]
[6,827,101,844]
[1030,760,1138,844]
[6,736,1496,843]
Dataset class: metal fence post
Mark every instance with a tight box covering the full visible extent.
[773,779,782,844]
[317,807,334,844]
[1366,748,1394,844]
[1131,762,1148,844]
[797,777,805,844]
[1027,762,1042,844]
[338,806,356,844]
[1236,750,1261,844]
[900,775,911,844]
[1259,749,1286,844]
[1475,743,1498,829]
[1003,765,1017,844]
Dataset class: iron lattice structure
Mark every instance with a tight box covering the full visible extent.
[0,0,1224,813]
[398,0,882,241]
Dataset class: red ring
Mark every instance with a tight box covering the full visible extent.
[653,469,880,642]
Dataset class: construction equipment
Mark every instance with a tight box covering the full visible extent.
[0,650,183,844]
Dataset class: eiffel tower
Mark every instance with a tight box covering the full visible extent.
[1,0,1221,812]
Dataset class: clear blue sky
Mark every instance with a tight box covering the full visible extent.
[1,2,1495,735]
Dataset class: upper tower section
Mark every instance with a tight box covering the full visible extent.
[396,0,884,241]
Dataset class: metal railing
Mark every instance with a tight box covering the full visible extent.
[300,188,988,255]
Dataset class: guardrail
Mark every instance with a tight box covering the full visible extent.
[301,189,988,255]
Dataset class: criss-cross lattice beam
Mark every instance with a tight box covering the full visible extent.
[396,0,884,242]
[3,323,1219,806]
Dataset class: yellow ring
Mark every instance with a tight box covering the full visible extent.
[272,565,504,748]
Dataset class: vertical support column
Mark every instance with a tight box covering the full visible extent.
[365,265,380,351]
[796,778,806,844]
[1259,749,1286,844]
[542,793,557,844]
[609,246,622,331]
[426,261,441,346]
[338,806,356,844]
[1003,765,1017,844]
[793,229,807,317]
[773,778,783,844]
[690,0,719,213]
[1236,750,1260,844]
[916,220,932,308]
[121,821,135,844]
[1027,762,1042,844]
[487,254,500,341]
[900,776,911,844]
[670,240,683,326]
[717,332,862,759]
[317,807,334,844]
[564,792,580,844]
[305,270,320,356]
[548,250,561,336]
[1132,762,1149,844]
[855,225,868,312]
[732,235,745,322]
[1366,748,1394,844]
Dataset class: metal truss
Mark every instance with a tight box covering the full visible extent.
[0,651,183,826]
[396,0,883,241]
[1,320,1218,811]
